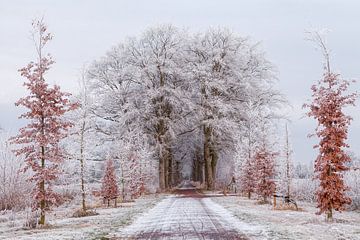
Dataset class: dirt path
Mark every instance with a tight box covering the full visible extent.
[111,183,249,240]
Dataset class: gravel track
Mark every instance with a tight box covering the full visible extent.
[113,183,249,240]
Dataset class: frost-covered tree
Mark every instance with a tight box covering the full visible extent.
[10,19,77,225]
[277,123,294,198]
[101,158,118,207]
[294,162,313,179]
[304,31,356,220]
[127,27,190,190]
[65,70,96,212]
[238,154,255,199]
[253,121,277,203]
[345,168,360,210]
[87,26,282,191]
[187,29,278,190]
[236,88,283,198]
[120,150,143,199]
[88,25,191,191]
[116,133,156,200]
[0,131,30,210]
[236,101,261,199]
[254,148,276,203]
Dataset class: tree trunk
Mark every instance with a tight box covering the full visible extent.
[80,120,86,212]
[200,159,204,184]
[192,148,203,182]
[39,117,46,225]
[174,160,180,185]
[119,161,125,201]
[327,165,333,221]
[39,164,45,224]
[196,148,204,183]
[204,141,209,187]
[285,124,291,198]
[210,143,218,188]
[158,154,165,190]
[156,65,173,191]
[192,157,198,181]
[327,208,333,221]
[204,125,214,190]
[164,151,169,189]
[167,148,174,188]
[157,116,166,190]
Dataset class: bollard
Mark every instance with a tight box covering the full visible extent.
[273,195,276,208]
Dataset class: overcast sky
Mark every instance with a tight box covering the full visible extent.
[1,0,360,163]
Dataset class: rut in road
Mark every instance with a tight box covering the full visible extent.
[112,186,251,240]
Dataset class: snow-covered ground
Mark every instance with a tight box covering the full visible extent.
[0,194,162,240]
[212,195,360,240]
[2,191,360,240]
[110,187,260,239]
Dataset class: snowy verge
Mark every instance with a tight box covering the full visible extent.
[212,196,360,240]
[0,194,163,240]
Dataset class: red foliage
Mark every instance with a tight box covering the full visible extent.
[240,157,255,198]
[254,145,276,202]
[10,19,77,221]
[101,158,119,202]
[304,72,356,219]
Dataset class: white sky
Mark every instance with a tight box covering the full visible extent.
[1,0,360,163]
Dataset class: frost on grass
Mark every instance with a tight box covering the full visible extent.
[0,195,161,240]
[212,196,360,240]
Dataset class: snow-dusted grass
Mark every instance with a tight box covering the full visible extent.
[0,194,163,240]
[212,195,360,240]
[3,192,359,239]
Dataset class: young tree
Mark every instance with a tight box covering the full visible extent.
[254,145,276,203]
[118,146,141,201]
[283,124,293,198]
[66,70,96,213]
[304,31,356,220]
[116,131,156,200]
[253,118,277,203]
[101,158,118,207]
[236,90,283,198]
[239,156,255,199]
[278,123,294,198]
[10,19,77,225]
[237,101,260,199]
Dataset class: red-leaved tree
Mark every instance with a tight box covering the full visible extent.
[304,31,356,221]
[254,145,276,203]
[240,156,255,199]
[10,19,77,225]
[101,158,119,207]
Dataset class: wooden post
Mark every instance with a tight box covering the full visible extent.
[273,195,276,208]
